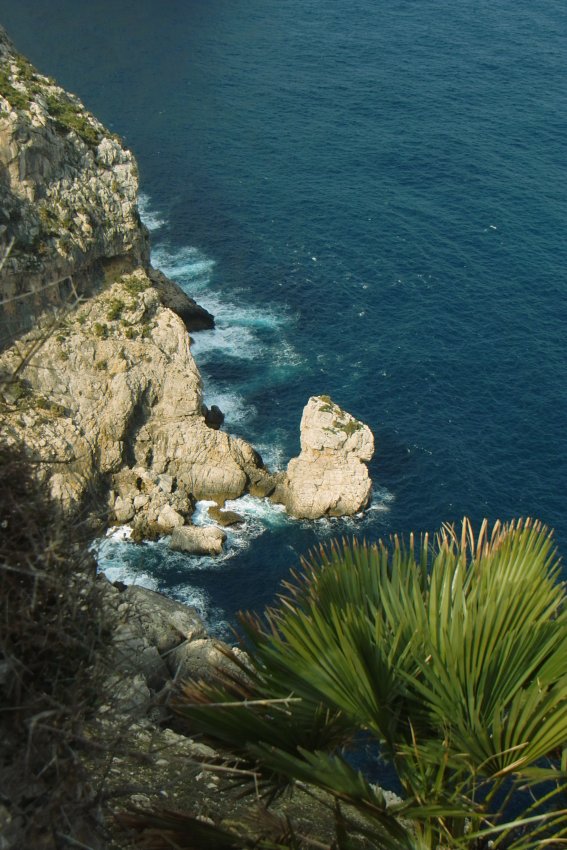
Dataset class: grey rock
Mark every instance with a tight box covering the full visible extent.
[157,503,184,530]
[107,671,152,717]
[148,266,214,331]
[167,638,245,684]
[114,495,135,523]
[156,473,174,494]
[207,505,244,526]
[120,584,206,653]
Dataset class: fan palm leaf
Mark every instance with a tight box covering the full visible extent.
[166,518,567,849]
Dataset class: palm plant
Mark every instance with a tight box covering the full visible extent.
[131,519,567,849]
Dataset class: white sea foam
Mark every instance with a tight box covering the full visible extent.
[191,496,291,561]
[166,584,231,638]
[138,193,167,232]
[294,484,394,539]
[366,485,395,512]
[105,524,132,541]
[253,437,288,471]
[95,536,159,590]
[151,244,215,292]
[194,495,288,533]
[150,242,300,370]
[201,387,257,427]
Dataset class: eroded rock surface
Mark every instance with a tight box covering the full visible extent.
[275,395,374,519]
[0,31,377,546]
[170,525,227,556]
[0,268,267,531]
[0,26,213,341]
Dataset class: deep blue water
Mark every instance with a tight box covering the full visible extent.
[3,0,567,635]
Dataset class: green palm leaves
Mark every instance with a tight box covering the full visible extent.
[171,519,567,848]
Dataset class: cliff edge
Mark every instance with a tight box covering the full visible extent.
[0,28,375,542]
[0,26,268,539]
[0,25,212,340]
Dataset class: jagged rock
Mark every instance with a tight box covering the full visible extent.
[157,503,184,530]
[249,472,278,498]
[111,623,170,691]
[202,403,225,430]
[148,267,214,331]
[106,671,152,717]
[169,525,227,556]
[207,505,244,526]
[0,27,148,340]
[156,473,174,494]
[275,395,374,519]
[114,495,135,523]
[0,270,268,519]
[0,34,272,536]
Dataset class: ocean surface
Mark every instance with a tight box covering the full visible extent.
[3,0,566,637]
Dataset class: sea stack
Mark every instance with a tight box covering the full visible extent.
[275,395,374,519]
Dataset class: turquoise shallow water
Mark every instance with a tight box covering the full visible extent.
[3,0,567,635]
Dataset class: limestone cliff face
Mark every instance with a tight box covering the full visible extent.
[274,395,374,518]
[0,27,149,332]
[0,28,257,542]
[0,30,376,542]
[0,27,213,339]
[0,268,266,532]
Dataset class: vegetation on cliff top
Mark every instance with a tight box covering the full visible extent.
[0,47,104,146]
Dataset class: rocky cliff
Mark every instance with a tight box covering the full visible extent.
[0,26,212,340]
[0,28,375,545]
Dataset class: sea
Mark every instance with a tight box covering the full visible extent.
[3,0,566,639]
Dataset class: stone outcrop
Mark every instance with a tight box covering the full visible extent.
[207,505,244,526]
[96,576,240,715]
[0,31,377,547]
[0,26,213,341]
[0,268,268,534]
[274,395,374,519]
[0,28,263,544]
[170,525,227,556]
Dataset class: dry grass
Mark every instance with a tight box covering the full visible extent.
[0,442,113,849]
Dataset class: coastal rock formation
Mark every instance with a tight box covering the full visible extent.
[0,26,213,340]
[0,30,261,543]
[170,525,227,556]
[0,268,267,533]
[0,31,376,547]
[275,395,374,519]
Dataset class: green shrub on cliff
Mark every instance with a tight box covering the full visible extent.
[45,92,102,146]
[128,519,567,849]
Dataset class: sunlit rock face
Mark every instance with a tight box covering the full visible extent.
[276,395,374,519]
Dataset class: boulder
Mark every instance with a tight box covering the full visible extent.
[157,503,184,530]
[275,395,374,519]
[111,623,170,691]
[169,525,226,556]
[202,404,225,430]
[207,505,244,526]
[248,472,278,498]
[148,266,215,331]
[119,584,206,653]
[167,638,247,684]
[114,495,135,523]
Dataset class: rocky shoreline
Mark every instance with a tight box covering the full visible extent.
[0,25,375,558]
[0,25,380,849]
